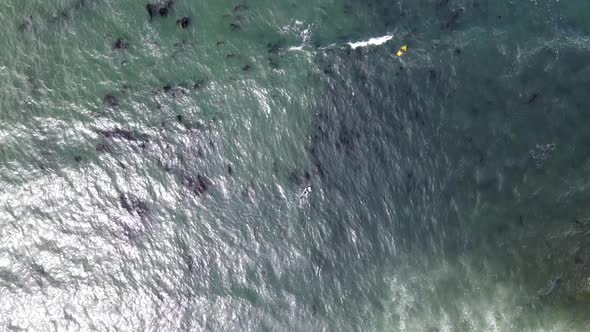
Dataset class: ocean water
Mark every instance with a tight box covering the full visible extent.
[2,0,590,331]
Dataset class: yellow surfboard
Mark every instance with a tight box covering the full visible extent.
[396,45,408,57]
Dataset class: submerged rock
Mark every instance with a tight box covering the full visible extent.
[268,56,279,69]
[95,142,111,153]
[193,79,207,90]
[146,3,157,19]
[113,38,128,50]
[96,128,150,142]
[18,16,34,31]
[103,93,118,107]
[186,175,211,196]
[176,17,190,29]
[119,193,149,216]
[267,41,282,54]
[445,8,463,30]
[527,93,539,104]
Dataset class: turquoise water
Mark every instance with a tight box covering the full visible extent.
[2,0,590,330]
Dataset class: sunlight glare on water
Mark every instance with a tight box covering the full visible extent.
[1,0,590,330]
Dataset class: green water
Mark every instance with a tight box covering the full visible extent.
[2,0,590,331]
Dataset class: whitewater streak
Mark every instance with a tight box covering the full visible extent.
[287,27,395,52]
[347,34,394,49]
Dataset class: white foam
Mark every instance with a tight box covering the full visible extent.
[299,186,312,207]
[348,34,394,49]
[285,20,313,52]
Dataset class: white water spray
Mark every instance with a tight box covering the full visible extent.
[347,34,394,49]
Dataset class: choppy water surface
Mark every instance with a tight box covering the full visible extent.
[2,0,590,330]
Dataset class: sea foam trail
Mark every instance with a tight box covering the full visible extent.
[289,34,395,52]
[285,20,312,51]
[348,34,394,49]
